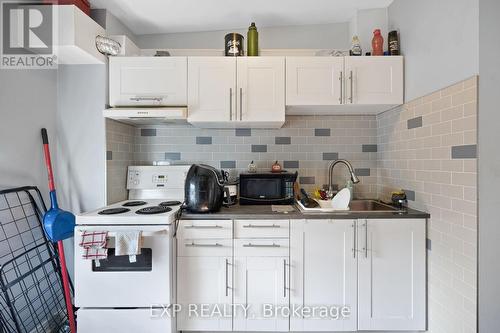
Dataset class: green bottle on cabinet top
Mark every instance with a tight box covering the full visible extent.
[247,22,258,56]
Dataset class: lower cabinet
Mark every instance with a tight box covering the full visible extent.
[233,239,289,331]
[177,256,233,331]
[357,219,426,331]
[290,219,357,332]
[290,218,426,332]
[177,218,426,332]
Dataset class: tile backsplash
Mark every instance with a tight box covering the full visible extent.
[377,76,477,333]
[107,115,379,202]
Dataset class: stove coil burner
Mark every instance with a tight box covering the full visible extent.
[98,208,131,215]
[159,201,182,207]
[135,206,173,215]
[122,201,147,207]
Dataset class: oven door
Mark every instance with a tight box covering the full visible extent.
[239,177,285,203]
[75,225,173,308]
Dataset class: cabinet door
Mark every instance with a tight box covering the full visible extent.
[290,219,357,332]
[177,256,232,331]
[187,57,236,125]
[109,57,187,107]
[233,245,289,331]
[286,57,344,105]
[236,57,285,126]
[358,219,426,331]
[344,56,403,105]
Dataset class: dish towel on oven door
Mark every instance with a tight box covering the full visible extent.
[79,231,108,266]
[115,231,143,263]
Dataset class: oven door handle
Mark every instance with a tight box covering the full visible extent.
[77,230,168,237]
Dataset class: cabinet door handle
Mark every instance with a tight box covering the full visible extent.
[364,220,368,258]
[339,71,343,104]
[349,70,353,103]
[185,242,222,247]
[243,243,280,248]
[225,258,229,297]
[352,221,356,259]
[242,224,281,228]
[283,259,287,298]
[184,225,222,229]
[239,87,243,121]
[229,88,233,121]
[130,96,163,102]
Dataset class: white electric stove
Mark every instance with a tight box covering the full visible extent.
[75,165,191,333]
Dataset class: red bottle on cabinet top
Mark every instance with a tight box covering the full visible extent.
[372,29,384,56]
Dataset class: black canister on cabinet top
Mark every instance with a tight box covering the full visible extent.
[225,33,244,56]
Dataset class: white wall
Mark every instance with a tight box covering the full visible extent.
[478,0,500,331]
[137,22,350,50]
[388,0,479,101]
[0,70,57,199]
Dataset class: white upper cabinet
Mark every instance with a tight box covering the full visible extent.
[290,219,357,332]
[187,57,237,126]
[187,57,285,128]
[344,56,404,105]
[236,57,285,127]
[286,57,344,106]
[285,56,404,114]
[109,57,187,107]
[357,219,426,331]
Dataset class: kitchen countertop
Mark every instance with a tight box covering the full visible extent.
[180,202,430,220]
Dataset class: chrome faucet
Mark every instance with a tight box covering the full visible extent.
[327,159,360,199]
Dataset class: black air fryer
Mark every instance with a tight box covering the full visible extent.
[184,164,225,213]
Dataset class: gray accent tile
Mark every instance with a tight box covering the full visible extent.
[106,151,112,160]
[407,116,423,129]
[141,128,156,136]
[196,136,212,145]
[355,168,371,176]
[251,145,267,153]
[275,137,291,145]
[451,144,477,159]
[235,128,252,136]
[220,161,236,169]
[314,128,331,136]
[322,184,339,191]
[165,152,181,160]
[283,160,299,169]
[322,152,339,160]
[362,144,378,152]
[426,238,432,251]
[299,176,315,184]
[403,189,416,201]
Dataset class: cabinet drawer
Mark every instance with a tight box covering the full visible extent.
[177,239,232,257]
[178,220,232,239]
[234,220,289,238]
[234,239,289,257]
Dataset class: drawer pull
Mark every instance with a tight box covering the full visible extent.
[129,96,164,102]
[242,224,281,228]
[242,243,280,248]
[185,242,222,247]
[184,225,222,229]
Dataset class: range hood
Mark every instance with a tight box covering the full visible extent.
[103,107,188,126]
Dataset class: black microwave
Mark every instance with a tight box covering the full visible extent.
[239,172,298,205]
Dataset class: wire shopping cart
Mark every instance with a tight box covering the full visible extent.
[0,186,74,333]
